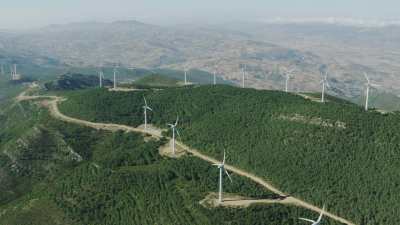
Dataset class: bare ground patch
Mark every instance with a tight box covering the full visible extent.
[108,87,145,92]
[136,124,164,138]
[297,93,323,102]
[159,139,187,158]
[278,114,346,129]
[200,192,287,208]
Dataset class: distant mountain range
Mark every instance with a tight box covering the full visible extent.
[1,20,400,101]
[261,17,400,27]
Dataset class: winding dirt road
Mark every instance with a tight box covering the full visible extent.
[17,92,356,225]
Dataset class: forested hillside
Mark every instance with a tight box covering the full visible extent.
[44,73,113,91]
[133,74,180,87]
[0,96,341,224]
[60,85,400,225]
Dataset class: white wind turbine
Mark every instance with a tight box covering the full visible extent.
[299,205,325,225]
[143,97,153,130]
[320,71,330,103]
[241,64,247,88]
[113,66,118,89]
[284,68,294,92]
[363,72,380,111]
[184,69,188,85]
[98,69,104,88]
[213,69,217,85]
[167,117,180,155]
[213,150,233,204]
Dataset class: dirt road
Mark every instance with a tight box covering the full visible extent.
[18,93,356,225]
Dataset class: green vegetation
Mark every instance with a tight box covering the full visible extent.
[350,91,400,112]
[0,95,342,224]
[60,85,400,225]
[133,74,180,87]
[44,73,113,91]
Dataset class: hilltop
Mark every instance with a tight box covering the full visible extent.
[0,84,346,224]
[58,84,400,225]
[44,73,112,91]
[133,74,180,87]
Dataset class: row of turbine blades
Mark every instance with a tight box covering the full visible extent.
[282,66,381,90]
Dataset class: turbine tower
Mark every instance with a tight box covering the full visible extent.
[98,69,104,88]
[320,71,330,103]
[284,68,294,92]
[213,70,217,85]
[213,150,232,204]
[11,64,18,80]
[143,97,153,130]
[167,117,180,155]
[242,64,246,88]
[113,66,117,89]
[299,205,325,225]
[184,69,188,85]
[364,73,380,111]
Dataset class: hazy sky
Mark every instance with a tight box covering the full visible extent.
[1,0,400,29]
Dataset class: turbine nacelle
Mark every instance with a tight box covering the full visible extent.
[213,150,233,182]
[143,97,153,111]
[364,72,380,88]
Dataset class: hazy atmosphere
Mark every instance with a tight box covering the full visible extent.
[2,1,400,225]
[2,0,400,28]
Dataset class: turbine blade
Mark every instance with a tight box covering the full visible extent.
[176,128,182,139]
[143,97,147,106]
[147,107,153,111]
[326,81,331,88]
[317,205,325,222]
[223,149,226,165]
[363,72,370,83]
[225,169,233,183]
[175,116,179,126]
[370,83,381,88]
[299,218,316,223]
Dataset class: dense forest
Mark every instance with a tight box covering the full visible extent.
[133,74,180,88]
[44,73,113,91]
[0,98,343,224]
[59,85,400,225]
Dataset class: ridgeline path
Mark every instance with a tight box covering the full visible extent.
[17,90,356,225]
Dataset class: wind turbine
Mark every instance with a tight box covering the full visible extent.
[143,97,153,130]
[320,71,330,103]
[213,150,233,204]
[98,69,104,88]
[241,64,247,88]
[284,68,294,92]
[184,69,188,85]
[213,70,217,85]
[364,72,380,111]
[299,205,325,225]
[113,66,118,89]
[167,117,180,155]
